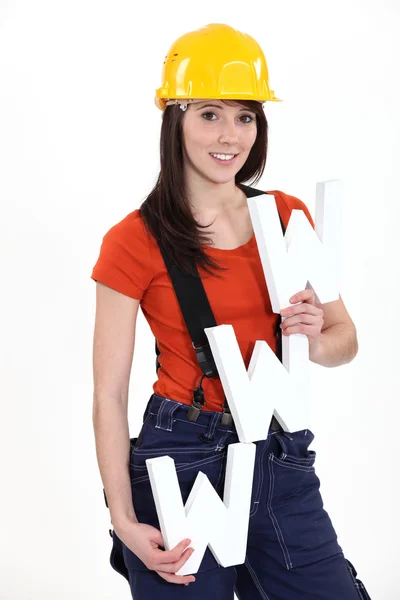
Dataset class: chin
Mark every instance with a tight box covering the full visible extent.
[203,166,243,185]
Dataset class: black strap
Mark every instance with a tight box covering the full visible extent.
[155,185,286,410]
[157,248,218,378]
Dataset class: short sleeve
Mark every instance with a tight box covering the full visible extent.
[292,197,315,229]
[91,210,154,300]
[277,191,315,229]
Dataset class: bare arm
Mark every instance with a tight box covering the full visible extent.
[309,294,358,368]
[92,282,140,532]
[91,282,196,584]
[280,291,358,368]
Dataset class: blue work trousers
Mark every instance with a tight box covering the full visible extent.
[109,393,372,599]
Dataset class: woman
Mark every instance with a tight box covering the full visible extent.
[91,23,371,599]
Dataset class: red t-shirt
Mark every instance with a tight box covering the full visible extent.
[91,190,314,412]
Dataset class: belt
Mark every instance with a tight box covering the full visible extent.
[186,401,281,432]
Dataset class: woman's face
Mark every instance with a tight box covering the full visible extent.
[181,100,258,186]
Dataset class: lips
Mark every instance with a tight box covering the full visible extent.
[209,153,238,166]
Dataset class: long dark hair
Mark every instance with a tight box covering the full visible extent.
[139,100,268,277]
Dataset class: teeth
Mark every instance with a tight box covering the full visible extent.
[210,153,235,161]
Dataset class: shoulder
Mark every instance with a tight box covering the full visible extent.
[102,208,155,249]
[91,209,155,300]
[266,190,315,229]
[104,208,146,238]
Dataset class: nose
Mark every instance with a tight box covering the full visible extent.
[218,118,239,145]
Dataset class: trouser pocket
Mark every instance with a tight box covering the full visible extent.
[267,429,342,569]
[130,432,226,520]
[124,410,233,574]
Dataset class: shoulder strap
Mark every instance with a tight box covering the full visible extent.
[157,244,218,376]
[155,185,286,375]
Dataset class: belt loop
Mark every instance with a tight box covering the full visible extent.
[200,411,220,443]
[155,399,179,432]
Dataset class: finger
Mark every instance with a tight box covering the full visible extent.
[281,314,319,329]
[169,546,195,572]
[154,547,194,573]
[281,304,321,317]
[282,324,319,336]
[156,570,196,585]
[156,538,192,565]
[290,290,314,304]
[150,530,165,548]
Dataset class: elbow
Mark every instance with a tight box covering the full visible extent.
[353,329,359,359]
[348,325,359,364]
[92,391,129,422]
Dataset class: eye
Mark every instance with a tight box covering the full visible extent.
[240,114,255,124]
[201,112,255,123]
[202,111,217,121]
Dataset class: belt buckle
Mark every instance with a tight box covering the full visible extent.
[221,412,233,427]
[187,404,202,422]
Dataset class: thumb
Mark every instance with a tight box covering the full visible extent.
[150,529,165,548]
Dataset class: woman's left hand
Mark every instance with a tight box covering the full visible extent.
[280,290,324,346]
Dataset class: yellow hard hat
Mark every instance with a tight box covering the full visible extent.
[155,23,282,111]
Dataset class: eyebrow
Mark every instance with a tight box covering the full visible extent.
[195,103,255,113]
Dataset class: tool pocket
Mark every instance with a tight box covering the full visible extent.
[269,429,316,503]
[345,558,372,599]
[109,531,130,583]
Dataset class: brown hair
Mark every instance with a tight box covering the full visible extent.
[139,100,268,277]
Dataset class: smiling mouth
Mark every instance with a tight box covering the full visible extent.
[209,152,239,163]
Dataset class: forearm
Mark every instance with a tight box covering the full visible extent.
[92,396,137,533]
[309,323,358,368]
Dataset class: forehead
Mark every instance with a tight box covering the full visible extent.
[193,100,251,110]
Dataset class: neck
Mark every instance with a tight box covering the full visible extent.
[185,176,246,216]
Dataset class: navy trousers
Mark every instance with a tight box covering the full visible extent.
[109,393,372,599]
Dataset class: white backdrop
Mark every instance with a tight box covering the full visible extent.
[1,1,399,598]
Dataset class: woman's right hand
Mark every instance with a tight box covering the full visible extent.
[117,521,196,585]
